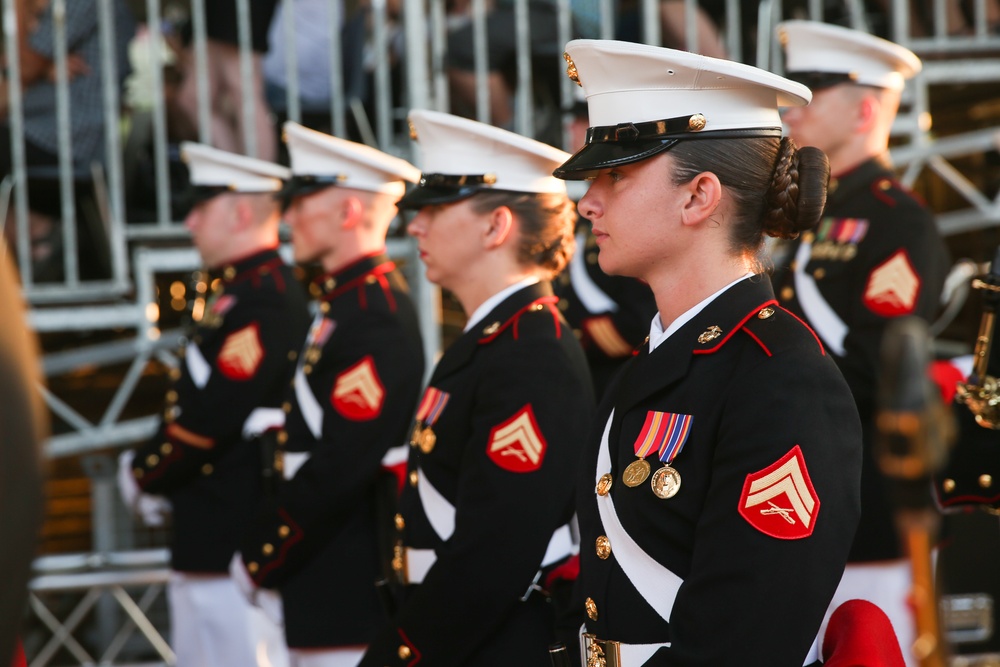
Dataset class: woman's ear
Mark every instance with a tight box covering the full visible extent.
[484,205,514,249]
[680,171,723,228]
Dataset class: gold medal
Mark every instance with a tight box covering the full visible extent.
[622,459,651,487]
[418,427,437,454]
[410,424,423,447]
[650,465,682,499]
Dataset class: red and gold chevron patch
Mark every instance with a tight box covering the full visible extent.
[738,445,819,540]
[331,356,385,421]
[487,405,547,473]
[217,323,264,380]
[583,315,633,358]
[863,250,921,317]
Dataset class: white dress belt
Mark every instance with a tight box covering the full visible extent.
[793,240,848,356]
[408,465,577,585]
[185,341,211,389]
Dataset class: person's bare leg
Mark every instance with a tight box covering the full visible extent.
[660,1,727,59]
[449,68,513,128]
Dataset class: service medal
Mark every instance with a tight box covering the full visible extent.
[651,465,682,499]
[418,427,436,454]
[622,459,651,487]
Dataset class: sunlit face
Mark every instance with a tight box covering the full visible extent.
[575,151,686,281]
[284,188,337,266]
[781,85,858,165]
[406,198,485,292]
[184,194,236,269]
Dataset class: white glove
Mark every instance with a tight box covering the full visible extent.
[229,552,284,627]
[137,494,172,527]
[116,450,141,510]
[229,552,257,604]
[117,450,172,527]
[256,588,284,627]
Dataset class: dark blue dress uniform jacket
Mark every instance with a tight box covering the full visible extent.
[130,247,310,573]
[358,281,595,667]
[771,155,950,561]
[240,252,425,649]
[576,276,862,666]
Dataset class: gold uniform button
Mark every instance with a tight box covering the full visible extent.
[247,562,259,574]
[279,525,290,538]
[288,350,298,361]
[146,454,159,466]
[398,645,412,660]
[320,302,330,314]
[277,431,288,445]
[942,479,956,493]
[133,468,144,479]
[586,253,598,265]
[558,300,569,311]
[169,368,181,380]
[224,266,236,280]
[596,473,613,496]
[781,286,794,301]
[596,535,611,560]
[813,268,826,280]
[201,463,213,475]
[802,231,815,244]
[166,390,178,403]
[282,402,292,413]
[409,470,419,487]
[757,307,775,320]
[878,179,892,191]
[980,474,993,488]
[303,364,313,375]
[262,543,274,555]
[585,597,598,621]
[160,443,173,455]
[394,513,406,531]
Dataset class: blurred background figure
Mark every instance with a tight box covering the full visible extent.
[770,21,951,664]
[117,143,307,667]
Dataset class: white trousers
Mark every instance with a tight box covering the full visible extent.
[168,572,290,667]
[288,646,366,667]
[818,560,915,667]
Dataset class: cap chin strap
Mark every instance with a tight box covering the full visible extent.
[586,115,782,145]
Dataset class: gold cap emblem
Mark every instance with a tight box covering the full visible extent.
[697,325,723,344]
[484,173,497,185]
[483,321,501,336]
[688,113,707,131]
[564,52,582,87]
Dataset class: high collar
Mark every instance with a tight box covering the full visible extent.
[309,251,395,302]
[430,281,555,382]
[828,155,893,209]
[215,246,283,285]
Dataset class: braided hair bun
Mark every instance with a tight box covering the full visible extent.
[762,138,830,240]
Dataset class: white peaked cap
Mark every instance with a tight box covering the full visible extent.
[283,121,420,197]
[408,109,570,196]
[553,40,810,178]
[778,20,921,92]
[180,142,290,192]
[566,39,810,130]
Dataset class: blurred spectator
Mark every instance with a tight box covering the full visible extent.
[175,0,280,161]
[0,0,135,279]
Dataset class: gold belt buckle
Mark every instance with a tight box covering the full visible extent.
[583,633,621,667]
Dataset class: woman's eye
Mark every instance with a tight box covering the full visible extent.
[609,170,624,183]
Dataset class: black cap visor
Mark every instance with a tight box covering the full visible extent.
[553,115,783,180]
[553,138,681,180]
[785,70,859,92]
[278,175,342,210]
[396,174,500,211]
